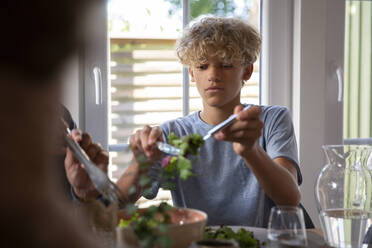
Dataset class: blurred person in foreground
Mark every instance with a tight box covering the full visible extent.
[0,0,107,247]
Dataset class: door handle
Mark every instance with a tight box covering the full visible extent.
[336,67,343,102]
[93,66,102,105]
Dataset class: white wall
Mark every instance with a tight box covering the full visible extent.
[293,0,345,228]
[262,0,345,228]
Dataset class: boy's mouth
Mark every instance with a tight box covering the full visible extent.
[206,86,223,92]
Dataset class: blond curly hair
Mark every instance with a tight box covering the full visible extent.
[176,16,261,67]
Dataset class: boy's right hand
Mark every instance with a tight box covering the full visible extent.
[129,125,163,163]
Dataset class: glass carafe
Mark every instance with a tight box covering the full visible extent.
[315,145,372,248]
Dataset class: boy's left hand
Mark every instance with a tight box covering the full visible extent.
[214,105,263,156]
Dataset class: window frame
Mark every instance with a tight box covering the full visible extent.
[260,0,293,109]
[182,0,191,116]
[80,0,110,149]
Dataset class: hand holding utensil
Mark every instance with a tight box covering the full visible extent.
[202,105,252,141]
[64,127,126,208]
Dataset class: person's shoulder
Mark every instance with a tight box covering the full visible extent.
[257,105,293,127]
[162,112,198,126]
[259,105,290,118]
[260,104,288,114]
[160,112,199,133]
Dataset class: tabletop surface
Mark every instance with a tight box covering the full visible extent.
[214,226,329,247]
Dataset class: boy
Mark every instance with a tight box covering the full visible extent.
[118,16,301,227]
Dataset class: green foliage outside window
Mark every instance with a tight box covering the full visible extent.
[165,0,237,19]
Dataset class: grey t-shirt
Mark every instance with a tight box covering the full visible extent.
[146,104,301,227]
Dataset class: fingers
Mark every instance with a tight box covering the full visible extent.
[129,130,141,153]
[87,143,109,168]
[95,150,109,173]
[139,125,153,150]
[216,119,263,142]
[148,126,163,144]
[66,129,108,169]
[235,105,262,121]
[222,126,263,143]
[65,130,82,164]
[85,143,100,158]
[234,104,245,115]
[79,132,109,172]
[65,145,79,168]
[88,142,109,173]
[129,125,163,160]
[79,132,92,150]
[215,105,263,143]
[69,129,94,152]
[70,129,83,143]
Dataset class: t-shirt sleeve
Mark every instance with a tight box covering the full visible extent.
[264,106,302,185]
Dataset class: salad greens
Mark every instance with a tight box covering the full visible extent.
[161,132,204,182]
[167,132,204,156]
[118,132,204,248]
[204,226,262,248]
[118,202,173,248]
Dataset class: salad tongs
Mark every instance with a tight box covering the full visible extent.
[64,127,126,208]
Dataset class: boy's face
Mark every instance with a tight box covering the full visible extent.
[189,56,253,109]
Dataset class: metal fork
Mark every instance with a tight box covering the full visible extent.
[64,128,126,208]
[109,141,181,156]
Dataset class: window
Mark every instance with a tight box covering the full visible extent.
[344,0,372,139]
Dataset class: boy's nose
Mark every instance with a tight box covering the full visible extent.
[207,66,221,82]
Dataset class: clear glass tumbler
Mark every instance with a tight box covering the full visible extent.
[267,206,308,247]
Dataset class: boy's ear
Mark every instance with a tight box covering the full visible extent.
[242,64,254,81]
[188,67,195,82]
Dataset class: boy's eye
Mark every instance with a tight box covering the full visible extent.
[222,64,233,69]
[196,65,208,70]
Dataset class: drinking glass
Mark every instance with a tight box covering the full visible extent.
[267,206,308,247]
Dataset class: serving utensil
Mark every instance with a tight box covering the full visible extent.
[64,127,126,208]
[109,142,180,156]
[109,105,251,155]
[201,105,251,141]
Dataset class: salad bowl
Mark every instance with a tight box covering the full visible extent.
[116,206,207,248]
